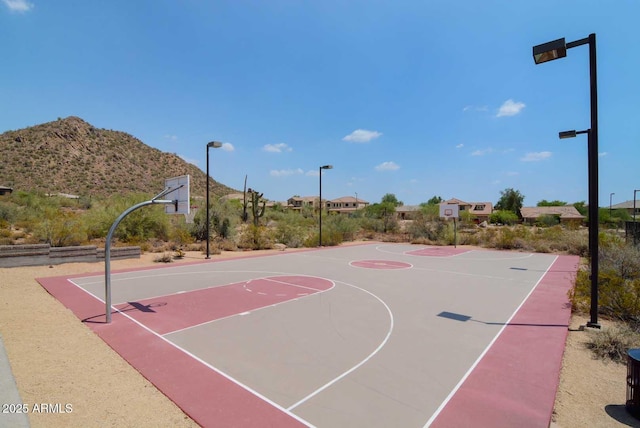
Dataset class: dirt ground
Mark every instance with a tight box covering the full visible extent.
[0,247,638,427]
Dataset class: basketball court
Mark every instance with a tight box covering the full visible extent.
[37,243,578,427]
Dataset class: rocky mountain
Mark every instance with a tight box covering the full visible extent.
[0,116,236,199]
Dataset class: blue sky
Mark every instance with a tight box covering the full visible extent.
[2,1,639,207]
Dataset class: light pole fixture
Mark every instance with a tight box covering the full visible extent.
[318,165,333,247]
[609,193,615,217]
[536,33,600,328]
[206,141,223,259]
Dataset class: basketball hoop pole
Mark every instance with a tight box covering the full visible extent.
[104,186,181,323]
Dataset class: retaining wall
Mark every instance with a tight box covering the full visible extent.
[0,244,140,268]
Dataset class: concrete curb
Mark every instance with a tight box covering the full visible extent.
[0,333,30,427]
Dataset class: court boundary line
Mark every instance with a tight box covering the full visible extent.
[73,270,331,306]
[66,275,317,428]
[287,279,394,411]
[422,254,559,427]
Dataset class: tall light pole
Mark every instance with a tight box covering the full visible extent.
[609,193,615,217]
[535,33,600,328]
[206,141,223,259]
[635,190,640,246]
[319,165,333,247]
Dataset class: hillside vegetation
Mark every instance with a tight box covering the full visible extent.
[0,116,236,198]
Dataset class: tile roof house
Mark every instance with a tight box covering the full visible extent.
[611,200,640,219]
[396,205,422,220]
[326,196,369,214]
[443,198,493,222]
[286,196,319,211]
[520,206,585,225]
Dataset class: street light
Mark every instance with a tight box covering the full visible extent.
[206,141,223,259]
[319,165,333,247]
[610,193,615,217]
[635,190,640,246]
[535,33,600,328]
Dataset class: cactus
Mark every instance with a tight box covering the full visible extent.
[249,188,266,226]
[241,175,249,223]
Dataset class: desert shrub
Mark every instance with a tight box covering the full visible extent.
[536,214,560,227]
[237,224,272,250]
[407,215,446,242]
[585,325,640,363]
[0,202,18,226]
[489,210,519,225]
[303,229,342,247]
[324,215,358,242]
[570,238,640,322]
[274,222,308,248]
[34,209,88,246]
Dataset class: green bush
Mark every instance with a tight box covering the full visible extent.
[570,239,640,323]
[237,224,272,250]
[489,210,519,225]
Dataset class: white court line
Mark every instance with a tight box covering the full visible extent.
[163,279,336,336]
[65,277,316,428]
[88,270,321,306]
[286,279,394,411]
[262,276,331,292]
[422,254,559,427]
[375,244,537,261]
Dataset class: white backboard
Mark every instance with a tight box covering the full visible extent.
[164,175,190,214]
[439,203,459,219]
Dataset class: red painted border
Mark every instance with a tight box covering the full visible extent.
[430,255,578,428]
[37,274,310,427]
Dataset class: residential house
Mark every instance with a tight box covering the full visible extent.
[611,200,640,219]
[396,205,421,220]
[0,186,14,195]
[442,198,493,223]
[286,196,318,212]
[520,206,585,225]
[326,196,369,214]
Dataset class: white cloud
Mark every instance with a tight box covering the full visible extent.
[164,134,178,140]
[520,151,552,162]
[456,144,464,149]
[343,129,382,143]
[506,171,520,176]
[263,143,292,153]
[221,142,234,152]
[497,99,526,117]
[270,168,304,177]
[375,161,399,171]
[471,148,494,156]
[306,170,319,177]
[599,152,608,157]
[2,0,33,12]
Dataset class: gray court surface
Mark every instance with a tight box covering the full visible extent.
[71,243,561,427]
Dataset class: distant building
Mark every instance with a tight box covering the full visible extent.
[520,206,585,225]
[326,196,369,215]
[0,186,13,196]
[442,198,493,223]
[395,205,421,220]
[611,200,640,219]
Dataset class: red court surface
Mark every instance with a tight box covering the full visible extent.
[36,244,578,427]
